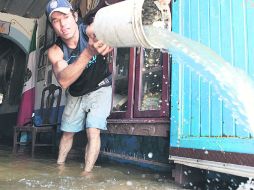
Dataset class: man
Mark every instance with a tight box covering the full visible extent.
[45,0,113,175]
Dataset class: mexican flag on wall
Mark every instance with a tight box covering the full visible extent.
[16,22,37,126]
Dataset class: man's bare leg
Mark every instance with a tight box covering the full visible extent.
[82,128,101,174]
[57,132,75,164]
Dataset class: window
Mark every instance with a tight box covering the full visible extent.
[110,47,169,119]
[110,48,135,118]
[139,49,163,111]
[134,48,169,118]
[112,48,130,112]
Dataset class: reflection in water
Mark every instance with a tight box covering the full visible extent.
[0,146,184,190]
[144,26,254,135]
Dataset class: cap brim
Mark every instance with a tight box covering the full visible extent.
[49,7,71,22]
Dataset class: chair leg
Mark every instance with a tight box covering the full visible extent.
[52,130,56,145]
[31,129,37,157]
[52,130,57,153]
[13,128,18,154]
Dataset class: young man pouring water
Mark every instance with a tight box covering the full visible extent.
[45,0,112,175]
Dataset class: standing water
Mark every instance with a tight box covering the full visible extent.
[143,26,254,135]
[0,146,184,190]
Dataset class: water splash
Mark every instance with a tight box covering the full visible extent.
[237,178,254,190]
[144,26,254,134]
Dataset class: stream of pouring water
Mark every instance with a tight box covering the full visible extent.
[143,26,254,134]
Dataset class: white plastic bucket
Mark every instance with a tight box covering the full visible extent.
[93,0,159,48]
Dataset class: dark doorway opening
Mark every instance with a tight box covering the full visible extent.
[0,36,27,144]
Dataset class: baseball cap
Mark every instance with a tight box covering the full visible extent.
[46,0,73,22]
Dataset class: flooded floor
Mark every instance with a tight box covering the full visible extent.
[0,145,185,190]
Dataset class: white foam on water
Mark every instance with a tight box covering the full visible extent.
[143,26,254,135]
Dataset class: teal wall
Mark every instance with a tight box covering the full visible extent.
[170,0,254,154]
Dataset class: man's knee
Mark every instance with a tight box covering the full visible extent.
[86,128,100,140]
[62,132,75,141]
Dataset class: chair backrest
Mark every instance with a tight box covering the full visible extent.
[39,84,62,125]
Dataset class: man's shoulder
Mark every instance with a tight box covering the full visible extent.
[78,22,88,37]
[55,37,63,49]
[78,21,87,28]
[48,43,62,57]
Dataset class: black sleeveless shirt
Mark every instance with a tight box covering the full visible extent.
[55,23,111,97]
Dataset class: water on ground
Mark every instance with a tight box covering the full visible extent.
[0,145,185,190]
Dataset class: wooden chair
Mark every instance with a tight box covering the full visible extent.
[13,84,62,157]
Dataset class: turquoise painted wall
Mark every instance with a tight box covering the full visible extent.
[170,0,254,154]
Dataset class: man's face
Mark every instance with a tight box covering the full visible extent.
[50,11,78,40]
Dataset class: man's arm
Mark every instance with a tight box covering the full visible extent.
[48,44,93,89]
